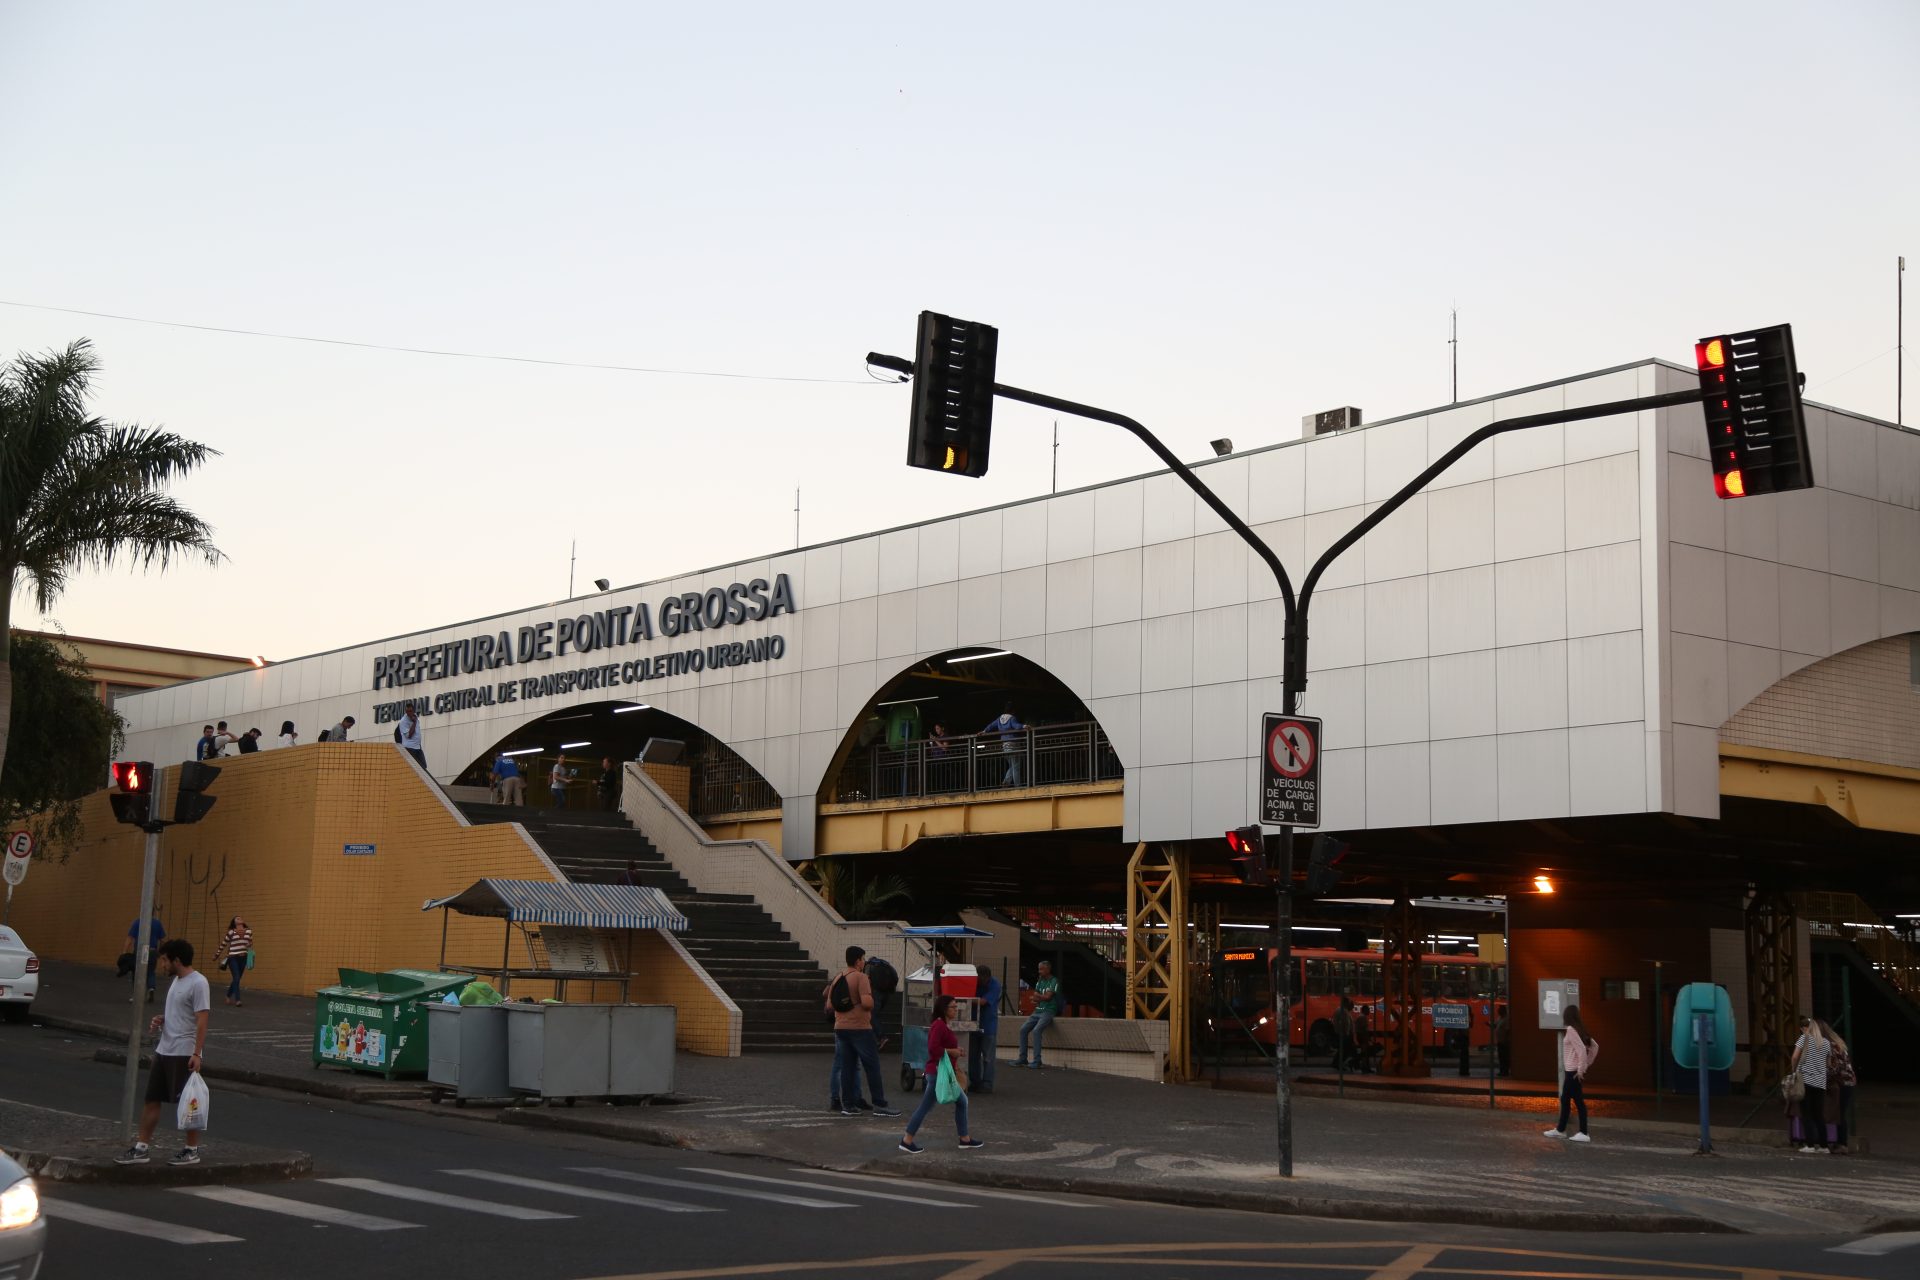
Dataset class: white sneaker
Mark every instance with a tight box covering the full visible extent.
[1798,1144,1822,1154]
[1570,1133,1591,1143]
[1544,1128,1566,1138]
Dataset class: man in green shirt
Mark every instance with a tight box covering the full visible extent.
[1016,961,1061,1069]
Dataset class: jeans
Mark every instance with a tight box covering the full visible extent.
[1002,753,1023,787]
[226,956,247,1001]
[1018,1008,1055,1063]
[835,1029,887,1110]
[1556,1073,1588,1135]
[550,787,567,809]
[968,1029,998,1090]
[406,747,426,769]
[905,1074,969,1138]
[829,1035,868,1107]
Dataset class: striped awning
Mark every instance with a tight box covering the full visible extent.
[422,879,688,932]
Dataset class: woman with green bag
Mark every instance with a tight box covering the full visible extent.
[899,996,985,1154]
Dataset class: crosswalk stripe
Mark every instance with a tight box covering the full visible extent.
[43,1198,243,1244]
[807,1168,1104,1209]
[446,1170,718,1213]
[573,1168,853,1209]
[1828,1230,1920,1257]
[174,1186,415,1231]
[321,1178,575,1220]
[681,1167,976,1208]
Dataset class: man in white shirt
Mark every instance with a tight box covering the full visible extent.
[117,939,210,1166]
[398,702,426,769]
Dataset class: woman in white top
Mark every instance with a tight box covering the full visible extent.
[279,720,298,748]
[1790,1016,1831,1153]
[1545,1004,1599,1142]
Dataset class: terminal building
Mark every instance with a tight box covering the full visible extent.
[14,356,1919,1085]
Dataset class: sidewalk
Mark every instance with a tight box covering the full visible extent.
[23,962,1920,1235]
[0,1099,310,1185]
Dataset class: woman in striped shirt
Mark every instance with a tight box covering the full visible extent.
[219,916,253,1006]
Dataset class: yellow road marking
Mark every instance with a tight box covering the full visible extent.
[1370,1244,1446,1280]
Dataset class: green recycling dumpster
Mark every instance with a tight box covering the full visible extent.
[314,968,469,1079]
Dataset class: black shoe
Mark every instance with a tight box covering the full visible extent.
[168,1147,202,1166]
[871,1106,901,1118]
[115,1144,151,1165]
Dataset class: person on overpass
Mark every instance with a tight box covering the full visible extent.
[980,703,1025,788]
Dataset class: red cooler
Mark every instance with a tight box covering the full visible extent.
[938,963,979,998]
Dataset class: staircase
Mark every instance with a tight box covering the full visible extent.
[456,802,832,1052]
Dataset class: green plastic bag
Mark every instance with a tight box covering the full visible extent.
[245,948,256,971]
[934,1053,963,1104]
[458,980,503,1006]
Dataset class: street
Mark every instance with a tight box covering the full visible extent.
[4,1026,1917,1280]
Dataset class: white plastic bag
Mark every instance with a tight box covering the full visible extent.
[177,1071,210,1132]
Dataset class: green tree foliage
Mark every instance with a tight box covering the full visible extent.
[803,858,913,920]
[0,632,125,858]
[0,338,222,794]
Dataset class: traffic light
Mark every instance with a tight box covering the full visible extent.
[173,760,221,825]
[1304,834,1350,896]
[906,311,998,478]
[1226,825,1270,886]
[109,761,156,827]
[1694,324,1812,499]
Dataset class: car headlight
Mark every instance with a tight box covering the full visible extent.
[0,1177,38,1230]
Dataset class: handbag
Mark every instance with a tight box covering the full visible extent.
[1783,1069,1806,1102]
[934,1053,965,1104]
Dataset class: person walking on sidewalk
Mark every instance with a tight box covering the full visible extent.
[899,995,985,1153]
[1790,1016,1831,1154]
[116,939,210,1166]
[218,916,253,1006]
[1544,1004,1599,1143]
[826,946,899,1119]
[1015,961,1061,1069]
[126,915,167,1003]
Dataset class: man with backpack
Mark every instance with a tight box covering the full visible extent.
[825,947,898,1118]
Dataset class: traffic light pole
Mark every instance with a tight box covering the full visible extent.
[121,765,165,1142]
[870,347,1706,1176]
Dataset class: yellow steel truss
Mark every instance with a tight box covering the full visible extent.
[1125,842,1191,1082]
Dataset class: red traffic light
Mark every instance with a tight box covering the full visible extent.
[111,761,154,794]
[1695,338,1727,371]
[1225,825,1263,855]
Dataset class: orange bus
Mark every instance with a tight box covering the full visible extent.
[1213,946,1507,1057]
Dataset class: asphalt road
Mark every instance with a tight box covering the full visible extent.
[4,1025,1917,1280]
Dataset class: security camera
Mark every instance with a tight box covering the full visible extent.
[1209,438,1233,457]
[593,578,611,592]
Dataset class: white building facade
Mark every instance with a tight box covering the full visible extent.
[117,359,1920,858]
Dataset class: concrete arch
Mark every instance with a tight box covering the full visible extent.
[1722,633,1919,771]
[808,644,1127,806]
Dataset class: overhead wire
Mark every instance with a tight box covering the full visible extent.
[0,298,882,386]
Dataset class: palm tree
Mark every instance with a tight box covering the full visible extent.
[0,339,222,786]
[803,858,913,920]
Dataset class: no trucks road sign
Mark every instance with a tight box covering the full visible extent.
[1260,713,1321,828]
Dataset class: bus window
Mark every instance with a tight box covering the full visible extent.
[1421,963,1439,996]
[1441,964,1468,998]
[1359,960,1382,997]
[1306,958,1330,997]
[1334,960,1357,995]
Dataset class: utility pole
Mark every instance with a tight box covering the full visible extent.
[1450,308,1459,403]
[867,337,1712,1178]
[121,765,165,1141]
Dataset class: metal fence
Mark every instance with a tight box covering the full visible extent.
[695,753,781,816]
[834,720,1122,804]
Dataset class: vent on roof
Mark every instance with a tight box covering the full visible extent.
[1303,407,1363,438]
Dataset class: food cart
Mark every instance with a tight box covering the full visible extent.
[892,925,993,1093]
[419,878,688,1104]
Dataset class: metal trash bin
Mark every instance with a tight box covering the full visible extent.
[427,1002,510,1103]
[315,968,469,1078]
[609,1005,676,1096]
[506,1002,612,1102]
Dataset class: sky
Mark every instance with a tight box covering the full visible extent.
[3,1,1915,661]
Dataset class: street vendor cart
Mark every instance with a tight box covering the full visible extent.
[419,878,688,1104]
[892,925,993,1094]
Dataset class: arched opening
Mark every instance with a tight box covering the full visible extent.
[820,647,1123,805]
[455,700,777,818]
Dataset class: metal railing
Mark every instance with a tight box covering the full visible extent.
[695,754,781,817]
[833,720,1122,804]
[1796,891,1920,1002]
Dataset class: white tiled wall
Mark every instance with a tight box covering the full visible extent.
[119,362,1920,844]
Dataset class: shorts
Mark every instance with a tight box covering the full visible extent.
[145,1053,193,1104]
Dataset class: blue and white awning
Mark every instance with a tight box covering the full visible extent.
[422,879,687,932]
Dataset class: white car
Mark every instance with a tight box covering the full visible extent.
[0,1150,43,1279]
[0,928,39,1022]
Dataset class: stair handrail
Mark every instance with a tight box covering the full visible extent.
[1795,891,1920,1001]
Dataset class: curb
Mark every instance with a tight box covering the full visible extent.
[4,1145,313,1186]
[85,1041,429,1105]
[492,1108,1734,1236]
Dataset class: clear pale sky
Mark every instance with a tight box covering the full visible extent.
[3,2,1914,661]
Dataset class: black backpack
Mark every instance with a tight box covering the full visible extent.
[829,973,855,1013]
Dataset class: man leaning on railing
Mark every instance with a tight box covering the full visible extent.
[980,704,1025,788]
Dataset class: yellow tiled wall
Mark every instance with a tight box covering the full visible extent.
[9,746,739,1052]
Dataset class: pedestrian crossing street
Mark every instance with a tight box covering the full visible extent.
[40,1163,1105,1245]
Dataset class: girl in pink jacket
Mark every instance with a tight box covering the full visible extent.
[1545,1005,1599,1142]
